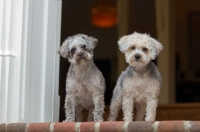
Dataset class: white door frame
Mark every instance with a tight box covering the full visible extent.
[0,0,62,123]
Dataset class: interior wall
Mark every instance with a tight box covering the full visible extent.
[156,0,176,104]
[175,0,200,75]
[174,0,200,103]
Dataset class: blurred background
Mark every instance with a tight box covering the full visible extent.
[59,0,200,121]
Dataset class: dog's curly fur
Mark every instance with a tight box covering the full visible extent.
[58,34,105,122]
[108,32,163,121]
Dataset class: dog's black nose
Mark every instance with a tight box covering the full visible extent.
[78,53,83,57]
[135,54,140,60]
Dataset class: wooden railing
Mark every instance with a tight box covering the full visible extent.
[0,121,200,132]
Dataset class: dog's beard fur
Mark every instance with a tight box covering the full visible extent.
[126,52,150,71]
[72,52,93,65]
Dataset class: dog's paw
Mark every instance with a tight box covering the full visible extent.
[94,117,103,122]
[145,116,155,121]
[107,117,116,121]
[94,119,103,122]
[63,118,75,122]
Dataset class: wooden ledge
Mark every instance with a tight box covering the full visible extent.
[1,121,200,132]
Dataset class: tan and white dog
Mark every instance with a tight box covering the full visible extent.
[108,32,163,121]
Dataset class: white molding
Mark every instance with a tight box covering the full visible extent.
[0,50,15,57]
[18,0,33,123]
[0,0,61,123]
[53,0,62,122]
[0,0,23,123]
[24,0,61,123]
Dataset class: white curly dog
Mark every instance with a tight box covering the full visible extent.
[108,32,163,121]
[58,34,105,122]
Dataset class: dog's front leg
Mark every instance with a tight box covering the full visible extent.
[64,95,75,122]
[92,94,104,122]
[87,106,94,121]
[122,96,134,122]
[135,102,146,121]
[145,98,158,121]
[75,105,83,122]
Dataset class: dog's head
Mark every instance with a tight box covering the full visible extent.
[58,34,98,64]
[118,32,163,69]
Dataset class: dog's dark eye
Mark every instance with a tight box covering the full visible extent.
[131,46,136,50]
[142,48,148,52]
[81,45,86,50]
[71,48,76,54]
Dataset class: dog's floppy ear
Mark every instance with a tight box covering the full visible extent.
[57,39,70,58]
[118,35,129,53]
[81,34,98,49]
[150,37,163,60]
[89,36,98,49]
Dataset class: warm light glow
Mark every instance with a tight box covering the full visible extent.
[91,2,117,28]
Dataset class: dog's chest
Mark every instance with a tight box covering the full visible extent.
[123,75,157,99]
[73,82,92,96]
[125,74,149,86]
[73,82,94,106]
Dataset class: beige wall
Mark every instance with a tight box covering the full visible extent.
[156,0,200,103]
[175,0,200,72]
[116,0,129,77]
[156,0,176,104]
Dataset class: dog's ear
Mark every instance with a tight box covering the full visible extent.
[118,35,129,53]
[57,39,70,58]
[150,37,163,60]
[89,36,98,49]
[81,35,98,49]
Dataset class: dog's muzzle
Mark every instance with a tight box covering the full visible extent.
[135,54,141,60]
[77,52,86,60]
[78,53,84,57]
